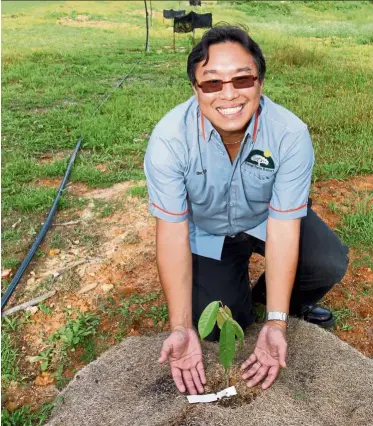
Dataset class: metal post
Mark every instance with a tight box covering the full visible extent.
[150,0,152,27]
[144,0,150,52]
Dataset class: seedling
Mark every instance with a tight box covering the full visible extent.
[198,301,244,386]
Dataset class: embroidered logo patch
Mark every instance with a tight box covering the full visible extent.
[245,149,275,171]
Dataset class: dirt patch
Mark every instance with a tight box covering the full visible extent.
[38,150,71,165]
[4,381,57,413]
[59,17,136,30]
[131,9,163,19]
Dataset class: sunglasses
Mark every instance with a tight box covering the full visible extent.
[197,75,258,93]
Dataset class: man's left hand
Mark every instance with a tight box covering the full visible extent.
[240,322,287,390]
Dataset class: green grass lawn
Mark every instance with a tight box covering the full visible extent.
[1,2,373,422]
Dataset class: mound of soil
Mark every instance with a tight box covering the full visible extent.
[47,319,373,426]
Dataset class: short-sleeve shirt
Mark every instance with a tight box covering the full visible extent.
[144,95,314,260]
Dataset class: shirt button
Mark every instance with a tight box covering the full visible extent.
[229,202,234,206]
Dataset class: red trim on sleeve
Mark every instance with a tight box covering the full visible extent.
[269,203,307,213]
[151,202,188,216]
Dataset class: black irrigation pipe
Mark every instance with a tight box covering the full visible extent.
[1,58,141,311]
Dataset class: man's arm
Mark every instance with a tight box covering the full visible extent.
[156,218,192,330]
[265,216,301,328]
[156,218,206,395]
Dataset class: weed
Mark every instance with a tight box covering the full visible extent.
[80,335,97,364]
[1,332,20,386]
[360,283,372,296]
[31,311,101,374]
[146,304,169,328]
[1,402,54,426]
[127,186,147,199]
[331,307,358,330]
[50,311,100,351]
[2,316,20,332]
[39,302,53,315]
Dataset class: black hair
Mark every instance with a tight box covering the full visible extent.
[187,23,266,86]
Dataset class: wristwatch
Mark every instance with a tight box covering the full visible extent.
[266,311,289,326]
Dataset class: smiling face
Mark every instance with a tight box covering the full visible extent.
[193,42,263,142]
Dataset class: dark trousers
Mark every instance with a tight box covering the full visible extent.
[191,206,349,341]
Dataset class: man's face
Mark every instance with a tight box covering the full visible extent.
[193,42,263,136]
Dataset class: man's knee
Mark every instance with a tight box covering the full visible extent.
[324,246,349,287]
[305,245,349,289]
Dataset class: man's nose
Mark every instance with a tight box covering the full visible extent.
[220,81,239,100]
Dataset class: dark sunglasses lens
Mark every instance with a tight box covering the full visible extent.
[232,76,255,89]
[201,80,223,93]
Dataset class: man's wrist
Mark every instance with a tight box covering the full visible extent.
[171,323,193,332]
[265,320,287,330]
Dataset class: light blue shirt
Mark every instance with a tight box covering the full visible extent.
[144,95,314,260]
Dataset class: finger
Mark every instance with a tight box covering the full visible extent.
[196,361,207,385]
[171,367,186,393]
[158,339,172,364]
[246,366,269,388]
[182,370,197,395]
[191,367,204,394]
[242,362,261,380]
[278,342,288,368]
[261,365,280,390]
[240,353,257,370]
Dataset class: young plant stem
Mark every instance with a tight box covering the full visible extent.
[225,367,230,388]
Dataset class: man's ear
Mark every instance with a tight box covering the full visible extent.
[192,83,198,96]
[259,79,264,96]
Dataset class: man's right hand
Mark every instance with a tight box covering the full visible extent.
[159,327,206,395]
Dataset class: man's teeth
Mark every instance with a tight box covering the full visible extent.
[217,105,243,115]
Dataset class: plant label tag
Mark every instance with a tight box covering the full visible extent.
[187,386,237,404]
[216,386,237,399]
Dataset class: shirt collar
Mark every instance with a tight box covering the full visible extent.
[198,95,265,143]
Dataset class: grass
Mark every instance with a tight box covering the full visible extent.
[337,199,373,251]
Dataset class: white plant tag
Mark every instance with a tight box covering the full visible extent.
[187,386,237,404]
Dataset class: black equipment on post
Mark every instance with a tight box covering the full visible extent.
[174,11,212,33]
[163,9,186,19]
[173,11,212,51]
[189,0,201,6]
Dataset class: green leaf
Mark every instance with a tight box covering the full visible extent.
[231,319,244,342]
[219,320,235,370]
[198,301,219,339]
[41,360,49,371]
[223,305,233,318]
[231,319,245,350]
[65,328,74,343]
[217,309,226,329]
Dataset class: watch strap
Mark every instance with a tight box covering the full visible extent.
[266,311,289,324]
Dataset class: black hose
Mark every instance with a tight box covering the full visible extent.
[1,137,82,310]
[1,59,141,311]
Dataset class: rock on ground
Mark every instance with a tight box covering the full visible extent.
[47,319,373,426]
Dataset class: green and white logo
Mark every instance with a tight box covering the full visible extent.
[245,149,275,171]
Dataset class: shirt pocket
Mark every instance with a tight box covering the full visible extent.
[241,164,275,203]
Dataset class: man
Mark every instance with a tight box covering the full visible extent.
[144,25,349,395]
